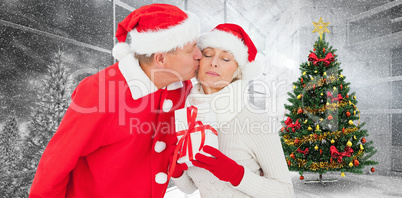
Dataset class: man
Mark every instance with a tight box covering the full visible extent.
[30,4,201,197]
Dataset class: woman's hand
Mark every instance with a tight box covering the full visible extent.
[192,145,244,186]
[172,163,188,178]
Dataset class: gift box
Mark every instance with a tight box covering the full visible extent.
[174,104,219,167]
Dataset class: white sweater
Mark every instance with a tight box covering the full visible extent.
[172,80,294,198]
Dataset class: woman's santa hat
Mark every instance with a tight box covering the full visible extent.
[197,23,263,80]
[112,4,200,61]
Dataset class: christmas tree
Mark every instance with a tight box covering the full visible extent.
[0,111,22,196]
[279,18,378,182]
[15,50,71,195]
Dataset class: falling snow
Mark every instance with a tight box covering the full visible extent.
[0,0,401,197]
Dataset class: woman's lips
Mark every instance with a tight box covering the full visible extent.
[206,71,220,76]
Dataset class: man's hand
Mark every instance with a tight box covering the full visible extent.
[192,145,244,186]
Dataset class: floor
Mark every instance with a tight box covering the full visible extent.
[165,172,402,198]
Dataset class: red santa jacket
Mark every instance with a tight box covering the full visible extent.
[30,55,192,198]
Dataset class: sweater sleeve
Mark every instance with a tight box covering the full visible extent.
[233,112,294,198]
[29,78,113,197]
[171,171,198,194]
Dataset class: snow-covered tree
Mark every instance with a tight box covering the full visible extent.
[0,111,22,197]
[16,50,71,196]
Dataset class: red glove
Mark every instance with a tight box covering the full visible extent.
[192,145,244,186]
[172,163,188,178]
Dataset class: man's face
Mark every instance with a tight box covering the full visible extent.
[164,41,202,81]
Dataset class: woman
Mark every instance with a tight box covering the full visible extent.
[171,23,293,198]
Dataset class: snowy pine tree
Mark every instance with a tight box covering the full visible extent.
[0,111,22,197]
[16,50,71,195]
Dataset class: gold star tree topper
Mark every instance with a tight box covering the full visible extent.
[312,17,330,40]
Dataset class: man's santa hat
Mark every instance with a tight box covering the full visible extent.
[197,23,263,80]
[112,4,200,61]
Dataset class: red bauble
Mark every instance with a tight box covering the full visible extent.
[354,159,360,166]
[281,127,285,132]
[313,84,316,90]
[298,108,303,114]
[290,153,295,159]
[340,84,343,90]
[314,134,318,139]
[287,160,291,166]
[300,175,304,180]
[303,84,306,87]
[328,114,333,120]
[313,48,316,51]
[346,94,349,98]
[320,149,322,155]
[323,47,326,53]
[346,111,351,117]
[342,127,346,134]
[294,138,299,144]
[371,167,375,172]
[301,78,304,84]
[361,137,366,144]
[330,158,333,163]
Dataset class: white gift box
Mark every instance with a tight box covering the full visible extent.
[174,104,219,167]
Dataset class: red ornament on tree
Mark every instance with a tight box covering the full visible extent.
[294,138,300,144]
[340,84,343,90]
[361,137,366,144]
[323,47,326,53]
[314,134,318,139]
[342,127,346,134]
[281,127,285,132]
[313,48,316,51]
[346,94,349,98]
[313,84,316,90]
[287,160,291,166]
[346,111,351,117]
[320,149,322,155]
[298,108,303,114]
[354,159,360,166]
[330,158,333,163]
[371,167,375,172]
[301,78,304,84]
[300,175,304,180]
[328,114,333,120]
[290,153,295,159]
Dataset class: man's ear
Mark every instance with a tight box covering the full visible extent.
[154,53,166,69]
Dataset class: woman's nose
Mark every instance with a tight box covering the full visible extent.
[211,57,218,67]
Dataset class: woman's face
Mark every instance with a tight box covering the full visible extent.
[198,47,239,94]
